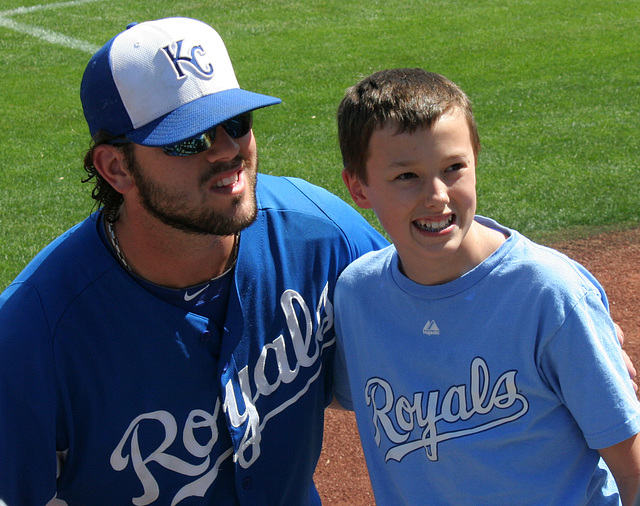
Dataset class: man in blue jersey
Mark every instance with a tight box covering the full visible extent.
[0,17,387,504]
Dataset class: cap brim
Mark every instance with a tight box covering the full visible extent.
[126,88,281,146]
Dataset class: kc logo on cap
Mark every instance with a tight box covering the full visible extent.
[81,17,281,147]
[161,40,215,79]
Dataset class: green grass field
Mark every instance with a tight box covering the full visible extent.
[1,0,638,289]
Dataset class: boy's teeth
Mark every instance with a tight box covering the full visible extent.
[415,216,453,232]
[214,173,239,187]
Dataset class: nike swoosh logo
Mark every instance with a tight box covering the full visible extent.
[184,284,210,302]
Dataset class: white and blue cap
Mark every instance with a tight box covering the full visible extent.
[81,17,281,146]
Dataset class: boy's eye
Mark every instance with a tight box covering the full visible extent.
[445,163,464,173]
[396,172,417,180]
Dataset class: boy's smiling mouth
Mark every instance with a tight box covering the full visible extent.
[414,215,454,233]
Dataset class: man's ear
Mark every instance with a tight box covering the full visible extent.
[92,144,135,194]
[341,169,372,209]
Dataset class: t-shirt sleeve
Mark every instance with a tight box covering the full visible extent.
[570,259,610,311]
[332,283,355,411]
[539,290,640,449]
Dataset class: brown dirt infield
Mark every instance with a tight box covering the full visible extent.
[314,227,640,505]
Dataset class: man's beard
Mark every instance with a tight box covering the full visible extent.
[129,154,259,236]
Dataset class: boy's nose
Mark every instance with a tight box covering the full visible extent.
[423,178,449,207]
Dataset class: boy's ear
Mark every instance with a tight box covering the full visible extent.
[92,144,135,194]
[341,169,372,209]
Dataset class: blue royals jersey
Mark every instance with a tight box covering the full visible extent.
[0,174,387,505]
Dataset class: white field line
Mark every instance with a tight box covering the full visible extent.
[0,0,103,54]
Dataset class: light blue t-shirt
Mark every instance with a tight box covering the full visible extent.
[334,216,640,505]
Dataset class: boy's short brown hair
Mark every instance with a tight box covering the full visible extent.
[337,68,481,183]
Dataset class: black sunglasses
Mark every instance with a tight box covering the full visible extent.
[107,111,253,156]
[162,111,253,156]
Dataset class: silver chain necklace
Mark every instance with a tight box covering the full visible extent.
[105,219,240,276]
[106,220,132,271]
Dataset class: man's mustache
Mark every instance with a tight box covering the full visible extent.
[200,156,249,185]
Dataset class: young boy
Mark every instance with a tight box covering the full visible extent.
[333,68,640,505]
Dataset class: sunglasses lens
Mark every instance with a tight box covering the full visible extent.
[222,112,253,139]
[162,136,213,156]
[161,112,253,157]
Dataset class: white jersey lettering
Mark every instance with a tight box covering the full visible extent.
[366,357,529,463]
[111,402,222,505]
[225,283,334,466]
[111,283,334,503]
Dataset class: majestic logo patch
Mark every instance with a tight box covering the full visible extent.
[161,40,214,79]
[422,320,440,336]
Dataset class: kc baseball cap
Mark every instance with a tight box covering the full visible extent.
[80,17,281,146]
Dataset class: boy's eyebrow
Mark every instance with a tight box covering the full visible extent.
[387,159,416,167]
[386,152,471,167]
[444,152,474,162]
